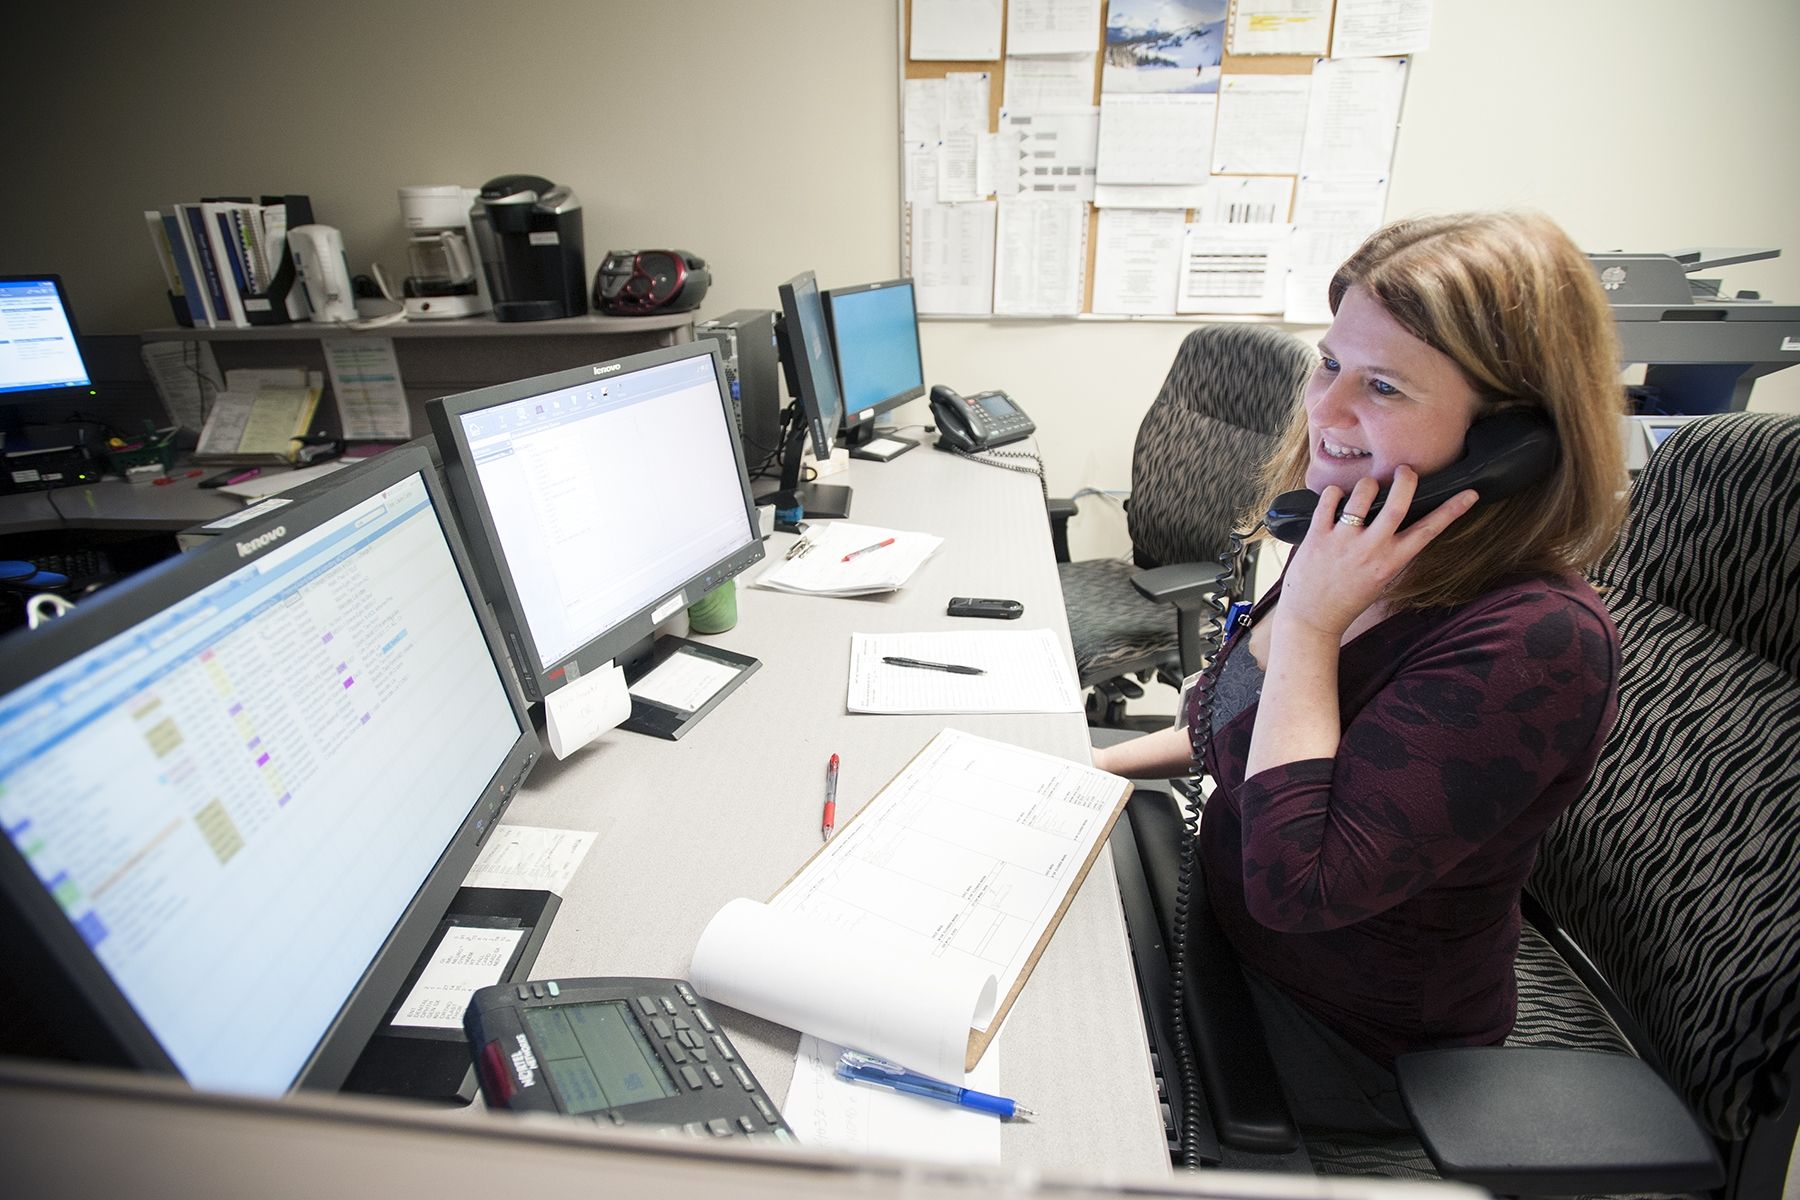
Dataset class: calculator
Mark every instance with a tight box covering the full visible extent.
[463,976,792,1142]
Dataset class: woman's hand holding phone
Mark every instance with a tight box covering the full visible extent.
[1277,466,1479,643]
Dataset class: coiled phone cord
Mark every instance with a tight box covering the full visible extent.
[1168,525,1255,1169]
[942,443,1050,506]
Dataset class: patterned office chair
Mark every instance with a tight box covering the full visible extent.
[1054,324,1312,727]
[1116,412,1799,1195]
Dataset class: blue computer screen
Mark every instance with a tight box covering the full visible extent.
[828,281,923,418]
[0,278,91,395]
[0,471,521,1094]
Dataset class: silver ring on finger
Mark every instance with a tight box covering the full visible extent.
[1337,511,1369,527]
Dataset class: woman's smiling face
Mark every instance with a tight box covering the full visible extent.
[1303,285,1483,495]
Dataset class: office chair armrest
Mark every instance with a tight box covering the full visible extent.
[1396,1046,1724,1196]
[1127,786,1302,1155]
[1130,562,1226,610]
[1046,497,1078,563]
[1132,563,1229,678]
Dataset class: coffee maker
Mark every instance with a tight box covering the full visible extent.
[397,185,489,320]
[470,174,587,322]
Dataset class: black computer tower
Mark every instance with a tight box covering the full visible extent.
[696,309,782,467]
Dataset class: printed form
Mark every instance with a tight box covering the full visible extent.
[687,730,1131,1080]
[774,728,1126,1042]
[847,628,1083,714]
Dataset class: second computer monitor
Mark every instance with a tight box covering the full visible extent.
[775,271,844,460]
[822,278,924,455]
[427,342,765,739]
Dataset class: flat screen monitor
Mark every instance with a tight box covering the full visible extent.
[427,342,765,739]
[770,271,853,521]
[0,275,95,441]
[0,445,540,1096]
[776,271,844,460]
[0,276,91,398]
[822,278,925,455]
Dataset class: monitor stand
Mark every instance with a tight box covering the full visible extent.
[339,886,559,1105]
[617,632,760,741]
[765,418,852,530]
[841,415,917,463]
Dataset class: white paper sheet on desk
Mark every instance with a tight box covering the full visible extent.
[463,826,600,896]
[848,629,1082,714]
[783,1033,1002,1165]
[752,522,942,596]
[217,460,349,499]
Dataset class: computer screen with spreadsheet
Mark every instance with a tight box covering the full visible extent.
[0,445,538,1095]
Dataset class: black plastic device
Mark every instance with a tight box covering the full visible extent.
[464,976,793,1143]
[947,596,1023,619]
[1264,409,1558,545]
[929,385,1036,452]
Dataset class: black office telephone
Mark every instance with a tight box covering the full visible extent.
[1264,408,1558,544]
[929,384,1036,452]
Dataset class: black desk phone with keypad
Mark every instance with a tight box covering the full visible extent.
[464,976,792,1142]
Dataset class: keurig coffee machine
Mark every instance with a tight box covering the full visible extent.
[470,174,587,322]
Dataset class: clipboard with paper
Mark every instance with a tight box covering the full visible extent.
[194,369,323,463]
[688,728,1132,1078]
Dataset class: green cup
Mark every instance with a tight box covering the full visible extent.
[686,578,738,635]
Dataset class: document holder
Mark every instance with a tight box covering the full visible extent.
[243,193,313,327]
[620,636,760,741]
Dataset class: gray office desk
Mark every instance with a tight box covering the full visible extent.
[0,473,240,535]
[498,444,1170,1178]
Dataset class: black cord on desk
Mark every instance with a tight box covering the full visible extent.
[42,485,69,527]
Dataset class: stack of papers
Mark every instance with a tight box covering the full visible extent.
[847,629,1083,714]
[753,522,942,596]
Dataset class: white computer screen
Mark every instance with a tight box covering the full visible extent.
[455,353,754,668]
[0,278,90,394]
[0,472,521,1094]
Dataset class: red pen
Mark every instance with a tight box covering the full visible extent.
[226,468,262,486]
[822,753,839,842]
[841,537,895,563]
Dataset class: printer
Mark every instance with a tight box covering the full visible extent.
[1589,247,1800,468]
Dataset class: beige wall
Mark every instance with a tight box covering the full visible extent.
[2,0,1796,567]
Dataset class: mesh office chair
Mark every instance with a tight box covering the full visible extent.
[1053,325,1312,727]
[1115,413,1799,1195]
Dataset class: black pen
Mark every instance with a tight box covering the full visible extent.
[882,656,985,676]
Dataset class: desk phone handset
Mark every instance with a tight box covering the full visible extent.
[1264,408,1559,544]
[929,384,1036,453]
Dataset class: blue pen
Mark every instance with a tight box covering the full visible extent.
[835,1050,1036,1119]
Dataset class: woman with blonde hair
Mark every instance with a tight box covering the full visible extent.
[1095,211,1628,1133]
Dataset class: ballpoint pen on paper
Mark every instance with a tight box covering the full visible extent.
[822,753,838,842]
[882,656,985,676]
[835,1050,1036,1119]
[840,537,896,563]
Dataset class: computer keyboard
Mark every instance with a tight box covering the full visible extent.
[24,547,113,584]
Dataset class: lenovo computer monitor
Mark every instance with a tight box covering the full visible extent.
[427,341,765,741]
[0,445,541,1097]
[822,277,925,460]
[771,270,851,520]
[0,275,95,442]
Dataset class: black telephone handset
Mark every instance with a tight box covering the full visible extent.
[929,384,1037,453]
[1264,408,1559,545]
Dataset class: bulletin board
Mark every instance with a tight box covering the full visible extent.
[898,0,1427,322]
